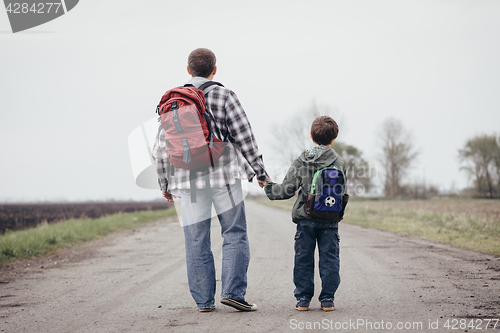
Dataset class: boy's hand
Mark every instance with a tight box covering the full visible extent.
[162,190,174,203]
[258,178,272,188]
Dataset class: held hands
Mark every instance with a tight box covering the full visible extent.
[258,178,272,188]
[162,190,174,203]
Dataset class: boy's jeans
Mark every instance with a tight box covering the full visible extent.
[293,220,340,302]
[180,180,249,309]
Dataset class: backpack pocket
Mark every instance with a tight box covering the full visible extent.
[162,104,226,169]
[305,167,347,221]
[167,139,226,169]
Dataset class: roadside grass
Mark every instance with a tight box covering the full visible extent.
[257,198,500,256]
[0,208,176,266]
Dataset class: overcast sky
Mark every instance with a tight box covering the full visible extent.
[1,0,499,202]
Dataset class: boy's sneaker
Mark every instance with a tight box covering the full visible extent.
[320,300,334,311]
[199,305,215,312]
[295,299,310,311]
[220,298,258,311]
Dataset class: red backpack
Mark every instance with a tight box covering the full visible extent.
[156,82,226,170]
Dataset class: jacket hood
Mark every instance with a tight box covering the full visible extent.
[297,146,339,171]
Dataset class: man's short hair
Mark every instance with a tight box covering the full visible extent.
[310,116,339,145]
[188,48,216,78]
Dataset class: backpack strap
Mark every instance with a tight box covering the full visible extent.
[190,81,228,143]
[331,164,347,197]
[222,168,236,209]
[188,167,215,204]
[202,82,229,142]
[310,157,337,195]
[198,81,224,94]
[189,170,197,203]
[170,102,185,133]
[182,139,192,164]
[183,81,223,94]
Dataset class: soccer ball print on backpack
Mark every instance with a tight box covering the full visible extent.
[305,159,349,222]
[156,81,226,170]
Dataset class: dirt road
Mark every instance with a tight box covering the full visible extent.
[1,201,499,332]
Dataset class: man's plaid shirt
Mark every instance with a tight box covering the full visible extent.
[152,77,269,195]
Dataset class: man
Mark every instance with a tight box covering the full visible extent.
[152,48,270,312]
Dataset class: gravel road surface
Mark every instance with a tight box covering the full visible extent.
[1,201,499,332]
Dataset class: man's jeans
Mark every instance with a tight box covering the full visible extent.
[293,220,340,302]
[180,180,249,309]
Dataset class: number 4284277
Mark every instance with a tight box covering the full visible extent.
[6,3,62,14]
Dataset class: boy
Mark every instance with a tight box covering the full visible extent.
[264,116,346,311]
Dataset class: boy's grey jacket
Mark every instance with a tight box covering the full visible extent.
[265,146,346,224]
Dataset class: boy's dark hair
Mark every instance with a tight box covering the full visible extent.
[310,116,339,145]
[188,48,216,78]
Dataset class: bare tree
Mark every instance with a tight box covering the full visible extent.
[459,134,499,198]
[269,101,373,196]
[270,100,344,165]
[377,117,419,197]
[331,141,373,196]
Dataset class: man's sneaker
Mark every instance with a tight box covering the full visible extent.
[199,305,215,312]
[295,299,310,311]
[220,298,258,311]
[320,300,334,311]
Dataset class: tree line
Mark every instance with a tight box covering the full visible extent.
[270,104,499,198]
[377,118,499,198]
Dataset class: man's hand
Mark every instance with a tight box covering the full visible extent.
[162,190,174,203]
[258,178,272,188]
